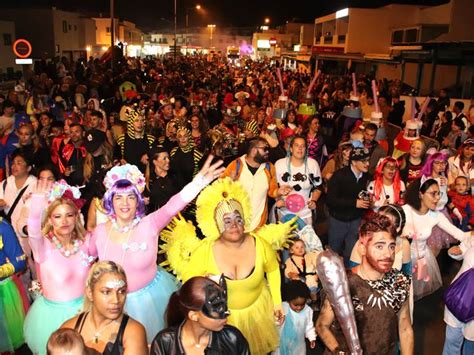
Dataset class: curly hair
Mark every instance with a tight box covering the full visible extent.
[359,213,396,244]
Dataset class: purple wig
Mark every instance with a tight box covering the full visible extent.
[420,151,449,178]
[103,179,146,217]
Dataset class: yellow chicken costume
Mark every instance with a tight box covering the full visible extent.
[161,177,296,354]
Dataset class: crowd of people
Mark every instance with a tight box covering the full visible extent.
[0,53,473,355]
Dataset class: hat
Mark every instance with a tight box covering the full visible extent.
[463,138,474,146]
[405,120,421,130]
[222,106,241,117]
[370,111,383,126]
[342,106,362,119]
[349,95,360,102]
[350,147,370,161]
[84,129,106,153]
[278,95,288,102]
[234,91,250,100]
[280,127,295,141]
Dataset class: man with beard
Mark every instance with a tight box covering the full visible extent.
[362,123,388,174]
[57,123,86,186]
[222,137,291,231]
[316,214,413,355]
[116,108,155,172]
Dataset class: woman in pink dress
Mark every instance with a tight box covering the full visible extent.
[90,155,223,342]
[24,180,95,355]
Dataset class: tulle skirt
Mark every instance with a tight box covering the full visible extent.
[24,296,83,355]
[412,247,443,301]
[125,267,179,343]
[228,284,279,355]
[0,277,27,352]
[427,209,458,251]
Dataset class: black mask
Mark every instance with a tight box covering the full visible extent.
[201,275,230,320]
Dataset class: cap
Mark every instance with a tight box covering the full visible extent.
[278,95,288,101]
[280,127,295,141]
[462,138,474,146]
[342,106,362,119]
[84,129,106,153]
[350,147,370,161]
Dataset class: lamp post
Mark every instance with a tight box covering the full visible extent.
[173,0,177,61]
[207,24,216,50]
[185,4,201,54]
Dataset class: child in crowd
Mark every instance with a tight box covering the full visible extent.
[47,328,85,355]
[448,176,474,231]
[285,239,319,304]
[275,280,317,355]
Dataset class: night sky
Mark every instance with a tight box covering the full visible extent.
[2,0,448,30]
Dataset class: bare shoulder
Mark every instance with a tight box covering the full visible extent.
[124,317,146,336]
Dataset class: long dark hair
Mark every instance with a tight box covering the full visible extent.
[165,277,222,327]
[404,178,438,211]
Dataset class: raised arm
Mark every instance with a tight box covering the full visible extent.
[27,180,53,263]
[147,155,224,233]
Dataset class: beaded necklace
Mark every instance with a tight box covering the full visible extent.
[111,216,141,233]
[49,233,80,257]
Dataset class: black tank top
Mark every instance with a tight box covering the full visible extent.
[74,312,129,355]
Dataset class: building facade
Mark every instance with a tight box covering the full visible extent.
[312,0,474,97]
[0,20,21,79]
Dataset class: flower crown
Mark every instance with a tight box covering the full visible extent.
[104,164,146,193]
[48,180,85,209]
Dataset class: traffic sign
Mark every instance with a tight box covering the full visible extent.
[13,39,32,58]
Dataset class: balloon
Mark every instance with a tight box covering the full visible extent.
[285,194,305,212]
[316,250,362,355]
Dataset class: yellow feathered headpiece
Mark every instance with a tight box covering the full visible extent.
[196,177,252,240]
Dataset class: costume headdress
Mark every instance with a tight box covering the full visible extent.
[402,98,422,141]
[48,180,85,209]
[104,164,146,193]
[196,178,252,239]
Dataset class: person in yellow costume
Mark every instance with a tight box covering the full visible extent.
[160,177,296,355]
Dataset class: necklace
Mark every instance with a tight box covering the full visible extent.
[90,319,119,344]
[111,216,141,233]
[50,234,80,257]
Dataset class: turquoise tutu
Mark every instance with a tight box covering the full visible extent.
[24,296,83,355]
[0,277,26,352]
[125,267,179,343]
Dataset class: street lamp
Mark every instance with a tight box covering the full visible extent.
[186,4,202,53]
[207,24,216,50]
[264,17,270,24]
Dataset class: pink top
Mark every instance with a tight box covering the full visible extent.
[90,190,188,292]
[28,195,95,302]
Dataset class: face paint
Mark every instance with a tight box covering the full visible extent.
[104,279,126,289]
[222,212,244,231]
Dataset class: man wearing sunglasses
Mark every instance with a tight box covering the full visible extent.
[223,137,291,231]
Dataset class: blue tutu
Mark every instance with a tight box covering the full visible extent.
[24,296,83,355]
[125,267,179,343]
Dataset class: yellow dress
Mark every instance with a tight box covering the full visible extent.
[182,235,281,355]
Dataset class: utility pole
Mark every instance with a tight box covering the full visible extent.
[110,0,114,72]
[174,0,177,61]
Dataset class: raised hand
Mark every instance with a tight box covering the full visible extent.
[35,178,53,196]
[198,155,225,183]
